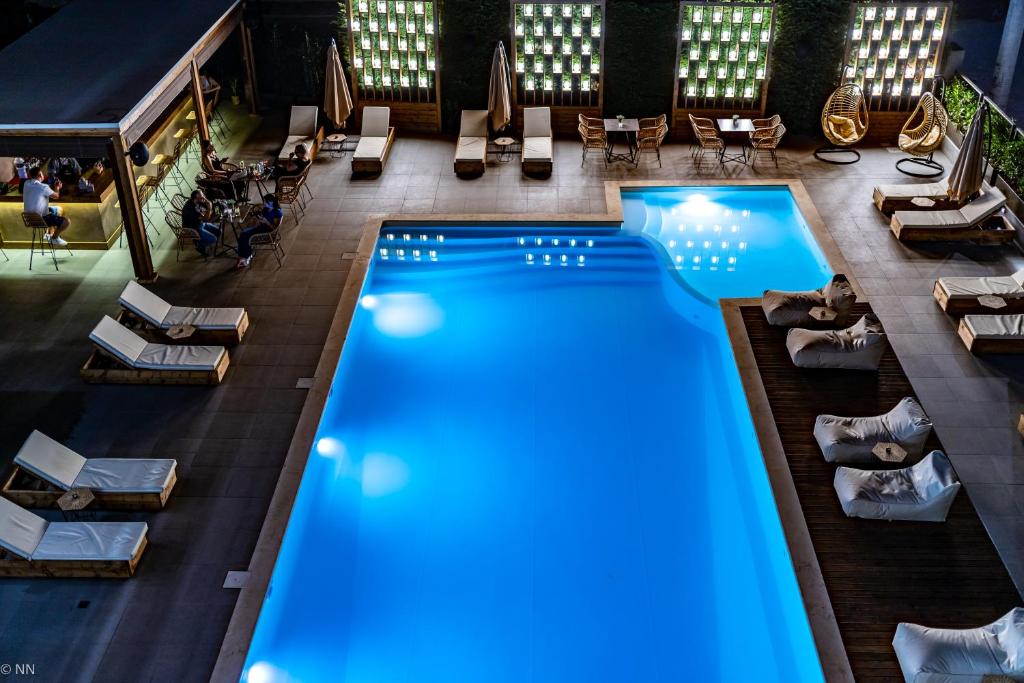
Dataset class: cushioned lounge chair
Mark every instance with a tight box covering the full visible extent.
[786,314,887,370]
[814,397,933,464]
[454,110,488,177]
[893,607,1024,683]
[352,106,396,176]
[1,430,176,511]
[957,314,1024,354]
[521,107,553,177]
[277,106,324,161]
[80,315,229,385]
[0,496,147,577]
[891,188,1013,243]
[933,269,1024,315]
[834,450,960,522]
[762,274,856,327]
[872,179,952,215]
[118,280,248,346]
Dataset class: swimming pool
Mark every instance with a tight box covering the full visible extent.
[241,186,832,683]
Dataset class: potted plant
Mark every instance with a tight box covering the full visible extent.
[229,78,241,106]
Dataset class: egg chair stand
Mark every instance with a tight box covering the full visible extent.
[814,146,861,164]
[896,153,944,178]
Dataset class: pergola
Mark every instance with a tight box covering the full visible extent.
[0,0,258,280]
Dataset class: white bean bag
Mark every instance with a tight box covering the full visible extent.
[762,274,856,327]
[893,607,1024,682]
[834,451,960,522]
[814,397,933,463]
[786,314,886,370]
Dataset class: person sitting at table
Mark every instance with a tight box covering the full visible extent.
[200,72,221,109]
[234,193,283,269]
[23,166,70,246]
[181,189,221,258]
[198,142,246,200]
[269,144,310,182]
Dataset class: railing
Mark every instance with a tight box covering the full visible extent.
[942,72,1024,197]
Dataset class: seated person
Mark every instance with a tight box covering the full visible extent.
[200,72,221,109]
[22,166,70,246]
[270,144,310,182]
[180,189,221,257]
[198,142,246,200]
[234,194,284,269]
[47,157,82,187]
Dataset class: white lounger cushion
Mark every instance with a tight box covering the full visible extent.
[786,314,887,370]
[875,180,949,201]
[834,450,960,522]
[814,397,933,463]
[522,107,552,161]
[15,430,86,490]
[894,189,1006,229]
[0,497,146,561]
[353,136,387,160]
[455,136,487,161]
[964,314,1024,340]
[360,106,390,137]
[894,607,1024,683]
[119,281,244,330]
[937,269,1024,299]
[289,106,318,137]
[523,136,553,161]
[281,135,316,156]
[90,315,225,371]
[762,274,855,327]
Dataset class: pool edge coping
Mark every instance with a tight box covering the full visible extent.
[210,178,859,683]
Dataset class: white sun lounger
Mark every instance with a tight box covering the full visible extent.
[762,274,856,327]
[786,314,887,370]
[957,313,1024,354]
[872,179,950,214]
[118,281,248,345]
[81,315,229,385]
[891,188,1013,242]
[454,110,488,176]
[277,105,324,161]
[814,397,933,464]
[894,607,1024,683]
[834,450,960,522]
[352,106,396,175]
[933,268,1024,315]
[521,107,553,176]
[2,430,176,510]
[0,496,147,577]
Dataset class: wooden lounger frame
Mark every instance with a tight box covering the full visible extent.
[115,309,249,346]
[872,188,957,216]
[956,318,1024,354]
[522,157,553,177]
[80,346,229,385]
[0,537,147,578]
[932,281,1024,316]
[351,127,396,176]
[454,156,485,177]
[890,213,1017,243]
[1,465,176,511]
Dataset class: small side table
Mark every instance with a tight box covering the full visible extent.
[322,133,351,158]
[978,294,1008,310]
[58,486,95,521]
[910,197,936,208]
[872,442,908,463]
[491,137,518,163]
[809,306,838,322]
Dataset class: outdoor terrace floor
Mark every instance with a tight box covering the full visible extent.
[0,127,1022,682]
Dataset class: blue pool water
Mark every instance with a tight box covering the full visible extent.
[242,187,832,683]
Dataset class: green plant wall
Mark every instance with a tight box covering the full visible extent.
[765,0,849,136]
[601,0,678,119]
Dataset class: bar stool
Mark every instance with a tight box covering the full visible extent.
[21,212,70,271]
[174,128,196,163]
[150,151,186,194]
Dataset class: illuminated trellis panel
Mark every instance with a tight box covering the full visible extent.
[843,3,950,111]
[676,3,775,110]
[512,2,604,107]
[347,0,439,102]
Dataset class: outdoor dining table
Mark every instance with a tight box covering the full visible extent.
[214,201,253,257]
[603,118,639,163]
[717,117,755,164]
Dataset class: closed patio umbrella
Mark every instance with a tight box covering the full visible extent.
[947,103,987,203]
[488,41,511,133]
[325,38,353,129]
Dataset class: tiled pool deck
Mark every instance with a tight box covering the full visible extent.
[0,134,1021,682]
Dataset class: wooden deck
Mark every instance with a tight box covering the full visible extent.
[738,302,1021,682]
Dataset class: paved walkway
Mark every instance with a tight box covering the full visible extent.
[0,132,1021,682]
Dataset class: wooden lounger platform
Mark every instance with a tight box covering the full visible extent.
[351,127,396,175]
[454,157,485,177]
[737,302,1020,683]
[890,214,1017,243]
[114,309,249,346]
[0,538,146,578]
[956,318,1024,354]
[932,281,1024,316]
[0,465,176,511]
[522,158,552,177]
[80,348,229,385]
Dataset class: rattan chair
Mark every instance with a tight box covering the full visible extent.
[164,210,201,262]
[688,114,717,158]
[749,123,786,168]
[277,176,305,225]
[896,92,949,178]
[815,83,869,164]
[249,222,286,267]
[689,115,724,169]
[577,115,608,167]
[752,114,781,131]
[636,114,668,168]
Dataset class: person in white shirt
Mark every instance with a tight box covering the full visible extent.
[22,166,70,246]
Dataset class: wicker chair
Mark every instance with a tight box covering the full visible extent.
[578,114,608,167]
[635,114,668,167]
[689,115,724,169]
[688,114,717,158]
[248,221,286,267]
[815,84,869,164]
[164,210,201,262]
[896,92,949,178]
[752,114,781,131]
[748,123,786,168]
[277,176,305,225]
